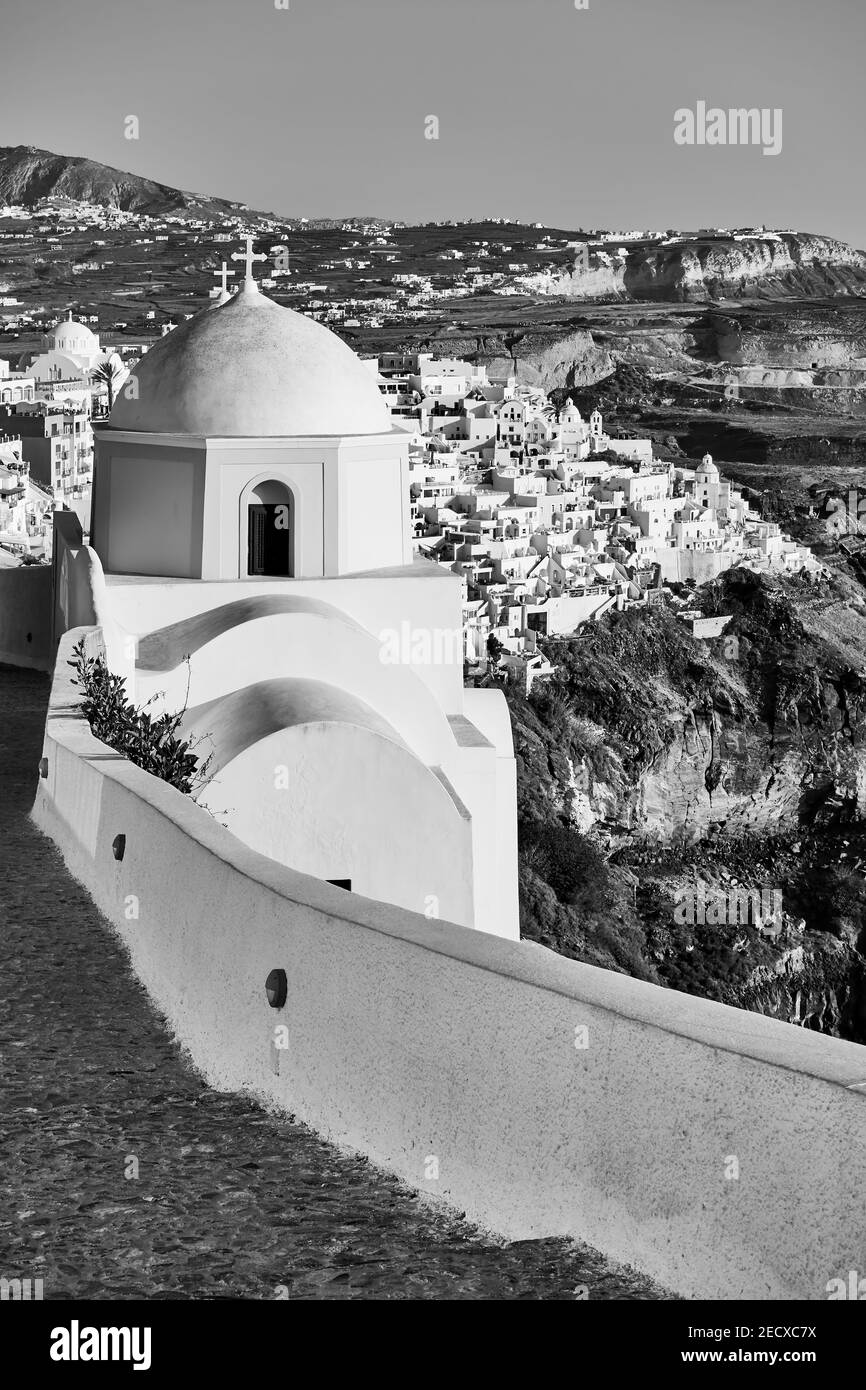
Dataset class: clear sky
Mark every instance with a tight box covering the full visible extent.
[0,0,863,244]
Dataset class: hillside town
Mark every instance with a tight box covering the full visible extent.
[0,263,823,660]
[0,312,123,558]
[379,352,822,690]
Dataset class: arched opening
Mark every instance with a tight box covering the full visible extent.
[245,479,294,577]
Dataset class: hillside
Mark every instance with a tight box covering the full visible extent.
[624,234,866,302]
[0,144,252,220]
[507,568,866,1042]
[520,234,866,303]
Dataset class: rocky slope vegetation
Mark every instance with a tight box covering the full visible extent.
[507,570,866,1042]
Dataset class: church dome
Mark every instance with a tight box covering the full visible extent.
[109,284,392,437]
[48,314,98,351]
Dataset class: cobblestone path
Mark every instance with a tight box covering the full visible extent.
[0,666,674,1300]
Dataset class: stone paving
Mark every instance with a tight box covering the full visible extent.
[0,665,675,1300]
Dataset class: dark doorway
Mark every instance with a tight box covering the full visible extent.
[248,502,292,576]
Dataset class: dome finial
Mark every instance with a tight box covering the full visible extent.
[230,235,267,293]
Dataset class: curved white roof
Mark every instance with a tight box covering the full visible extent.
[48,314,99,351]
[109,283,391,437]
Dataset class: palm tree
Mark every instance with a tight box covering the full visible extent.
[91,356,125,416]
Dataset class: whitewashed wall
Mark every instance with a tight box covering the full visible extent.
[33,628,866,1300]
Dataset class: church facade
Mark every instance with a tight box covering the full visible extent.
[88,256,519,940]
[27,312,120,385]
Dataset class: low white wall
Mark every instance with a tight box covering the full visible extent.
[33,628,866,1300]
[656,549,735,584]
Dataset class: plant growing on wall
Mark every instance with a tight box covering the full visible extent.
[68,638,211,795]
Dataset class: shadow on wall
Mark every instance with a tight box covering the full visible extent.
[0,509,106,674]
[0,563,52,670]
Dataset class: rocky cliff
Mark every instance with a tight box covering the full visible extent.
[625,235,866,301]
[705,303,866,369]
[521,234,866,303]
[485,330,616,391]
[514,569,866,841]
[414,296,866,411]
[507,568,866,1042]
[519,259,627,300]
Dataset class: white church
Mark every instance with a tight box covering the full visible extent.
[28,312,121,385]
[88,243,520,940]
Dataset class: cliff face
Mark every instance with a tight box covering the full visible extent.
[508,569,866,1042]
[735,936,866,1038]
[519,260,627,300]
[484,330,616,391]
[706,305,866,370]
[513,570,866,841]
[517,825,866,1044]
[521,235,866,303]
[419,297,866,409]
[625,235,866,301]
[635,691,866,840]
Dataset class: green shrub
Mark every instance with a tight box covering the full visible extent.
[69,638,210,796]
[521,821,610,916]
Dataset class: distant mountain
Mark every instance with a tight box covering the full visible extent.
[0,144,254,220]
